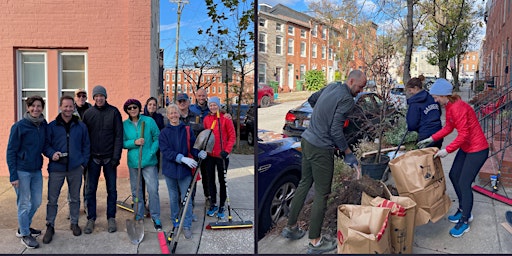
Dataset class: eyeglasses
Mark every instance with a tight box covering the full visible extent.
[77,94,87,98]
[127,106,139,110]
[178,100,187,103]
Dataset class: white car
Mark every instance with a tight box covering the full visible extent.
[388,84,407,109]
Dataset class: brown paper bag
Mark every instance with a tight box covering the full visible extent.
[362,188,417,254]
[402,178,451,226]
[337,204,391,254]
[389,147,445,194]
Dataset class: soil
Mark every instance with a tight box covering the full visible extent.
[270,175,399,238]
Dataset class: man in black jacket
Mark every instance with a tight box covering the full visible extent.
[82,85,123,234]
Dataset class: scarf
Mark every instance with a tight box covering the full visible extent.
[24,111,45,127]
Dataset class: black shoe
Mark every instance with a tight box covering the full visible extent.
[42,224,54,244]
[71,224,82,236]
[16,227,41,238]
[21,235,39,249]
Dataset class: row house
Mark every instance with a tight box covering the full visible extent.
[163,69,254,105]
[480,0,512,87]
[459,51,479,80]
[0,0,160,178]
[258,4,373,92]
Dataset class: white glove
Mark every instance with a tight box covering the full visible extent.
[181,157,198,169]
[417,137,434,149]
[198,150,207,160]
[434,149,448,158]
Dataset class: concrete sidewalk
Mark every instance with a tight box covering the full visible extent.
[258,85,512,254]
[0,153,254,254]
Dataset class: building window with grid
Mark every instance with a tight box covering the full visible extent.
[328,48,333,60]
[259,18,266,27]
[322,28,327,39]
[258,63,266,84]
[312,44,317,58]
[259,32,267,53]
[288,25,294,35]
[300,65,305,80]
[300,42,306,57]
[17,51,48,118]
[276,23,282,32]
[276,36,283,55]
[288,39,294,55]
[312,25,317,37]
[301,29,306,38]
[166,73,170,81]
[322,46,326,59]
[60,52,87,98]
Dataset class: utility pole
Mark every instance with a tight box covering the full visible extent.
[170,0,188,102]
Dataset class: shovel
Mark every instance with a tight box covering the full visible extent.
[127,121,145,245]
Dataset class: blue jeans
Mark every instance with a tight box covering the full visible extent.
[46,166,83,225]
[15,170,43,236]
[164,175,193,229]
[86,159,117,220]
[129,166,160,220]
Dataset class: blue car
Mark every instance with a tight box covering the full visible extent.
[257,132,302,240]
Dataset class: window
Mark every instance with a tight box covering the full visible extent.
[166,84,169,93]
[212,86,216,93]
[183,84,187,93]
[60,52,86,97]
[206,87,210,93]
[259,18,266,27]
[259,33,266,53]
[312,44,317,58]
[467,55,470,60]
[258,63,266,84]
[17,52,47,117]
[276,23,282,32]
[328,48,333,60]
[301,29,306,38]
[472,64,475,70]
[346,29,349,39]
[322,46,326,59]
[322,28,327,39]
[466,64,469,70]
[300,65,305,80]
[178,73,181,82]
[166,73,170,81]
[178,84,182,93]
[276,36,283,55]
[352,32,355,40]
[172,73,175,81]
[312,25,317,37]
[288,39,294,55]
[300,42,306,57]
[288,25,294,35]
[218,86,222,94]
[473,55,476,60]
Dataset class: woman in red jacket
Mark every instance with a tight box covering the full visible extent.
[417,78,489,238]
[202,97,236,219]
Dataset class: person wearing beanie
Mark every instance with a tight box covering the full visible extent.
[122,98,162,231]
[81,85,123,234]
[405,77,443,149]
[417,78,489,238]
[202,96,236,220]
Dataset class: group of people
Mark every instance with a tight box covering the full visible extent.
[280,70,489,254]
[7,85,236,249]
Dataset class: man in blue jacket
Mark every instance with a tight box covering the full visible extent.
[42,95,90,244]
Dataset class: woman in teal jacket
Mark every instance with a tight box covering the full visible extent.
[122,99,162,230]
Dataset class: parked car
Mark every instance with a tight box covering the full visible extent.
[223,104,254,144]
[388,84,407,109]
[282,88,399,147]
[258,84,274,108]
[257,134,301,240]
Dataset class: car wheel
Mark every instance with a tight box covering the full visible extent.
[247,130,254,146]
[260,95,271,108]
[258,174,299,239]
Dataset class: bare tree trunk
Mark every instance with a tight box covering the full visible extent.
[403,0,414,84]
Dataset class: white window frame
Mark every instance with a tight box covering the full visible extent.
[322,46,326,59]
[300,41,306,57]
[17,51,48,119]
[259,32,267,53]
[59,51,88,97]
[322,28,327,39]
[258,63,267,84]
[312,25,317,37]
[301,29,306,38]
[276,23,282,32]
[288,39,294,55]
[276,36,283,55]
[288,25,294,35]
[259,17,266,27]
[312,44,317,58]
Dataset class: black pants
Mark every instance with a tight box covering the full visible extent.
[206,156,229,208]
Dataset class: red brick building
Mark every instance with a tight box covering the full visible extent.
[0,0,160,177]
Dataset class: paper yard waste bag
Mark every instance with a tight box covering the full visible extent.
[362,188,417,254]
[402,180,451,226]
[389,147,445,194]
[337,204,391,254]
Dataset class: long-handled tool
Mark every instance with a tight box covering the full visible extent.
[126,121,145,244]
[206,111,253,230]
[472,117,512,205]
[380,131,409,182]
[164,123,215,253]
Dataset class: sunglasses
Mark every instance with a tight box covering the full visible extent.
[127,106,139,110]
[77,94,87,98]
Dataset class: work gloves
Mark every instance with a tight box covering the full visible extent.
[434,149,448,158]
[198,150,207,160]
[417,137,434,149]
[111,159,120,168]
[344,152,358,168]
[181,157,198,169]
[220,151,229,159]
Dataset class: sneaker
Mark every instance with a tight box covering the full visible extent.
[448,209,474,223]
[42,224,54,244]
[450,221,470,238]
[21,235,39,249]
[307,236,337,254]
[207,205,219,217]
[217,207,225,219]
[16,227,42,238]
[281,225,306,240]
[183,228,192,239]
[152,218,162,231]
[84,219,95,234]
[70,224,82,236]
[107,218,117,233]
